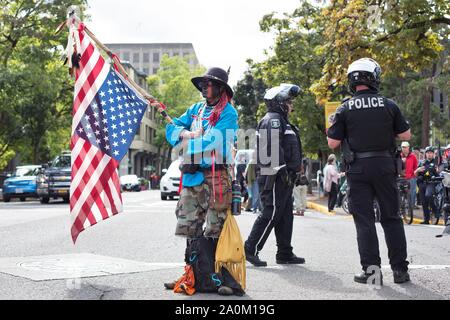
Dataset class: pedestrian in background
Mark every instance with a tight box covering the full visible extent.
[245,151,261,214]
[401,142,418,209]
[236,153,249,206]
[323,154,340,213]
[415,147,440,225]
[293,163,309,216]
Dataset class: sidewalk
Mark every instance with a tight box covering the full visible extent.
[306,191,445,226]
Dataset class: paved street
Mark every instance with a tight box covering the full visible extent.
[0,190,449,300]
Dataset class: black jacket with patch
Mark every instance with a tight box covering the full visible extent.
[256,108,302,174]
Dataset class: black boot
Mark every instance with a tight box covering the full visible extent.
[393,270,411,284]
[245,247,267,267]
[218,286,234,296]
[276,254,306,265]
[164,281,177,290]
[354,270,383,286]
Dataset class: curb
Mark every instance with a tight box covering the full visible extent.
[306,201,336,216]
[307,200,445,226]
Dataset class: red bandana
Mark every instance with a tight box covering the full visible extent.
[209,91,231,127]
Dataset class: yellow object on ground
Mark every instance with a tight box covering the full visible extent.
[215,210,246,290]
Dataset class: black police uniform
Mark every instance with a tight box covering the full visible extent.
[245,107,302,260]
[327,89,410,272]
[417,159,439,223]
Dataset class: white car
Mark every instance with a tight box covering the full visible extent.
[120,175,141,192]
[160,159,181,200]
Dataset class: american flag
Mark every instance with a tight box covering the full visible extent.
[70,24,147,243]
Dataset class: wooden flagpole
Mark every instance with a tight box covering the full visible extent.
[57,14,173,124]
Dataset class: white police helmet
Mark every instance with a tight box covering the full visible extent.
[264,84,301,102]
[347,58,382,94]
[264,84,301,114]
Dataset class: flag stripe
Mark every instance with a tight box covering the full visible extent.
[72,57,108,133]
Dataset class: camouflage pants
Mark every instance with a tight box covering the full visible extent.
[175,183,228,239]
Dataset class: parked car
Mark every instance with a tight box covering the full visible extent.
[160,159,181,201]
[120,175,141,192]
[37,152,71,204]
[2,165,42,202]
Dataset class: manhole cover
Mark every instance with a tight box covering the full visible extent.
[0,253,182,281]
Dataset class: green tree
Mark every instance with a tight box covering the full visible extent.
[311,0,450,146]
[147,54,205,150]
[233,65,267,130]
[246,0,449,156]
[0,0,87,168]
[247,1,330,159]
[311,0,450,100]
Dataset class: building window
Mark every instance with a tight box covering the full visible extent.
[183,52,190,57]
[143,53,150,63]
[133,52,140,63]
[143,67,149,75]
[173,52,179,57]
[153,68,158,74]
[153,52,160,63]
[122,52,130,62]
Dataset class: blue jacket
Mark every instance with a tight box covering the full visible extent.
[166,102,239,187]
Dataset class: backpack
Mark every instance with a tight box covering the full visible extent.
[185,235,245,296]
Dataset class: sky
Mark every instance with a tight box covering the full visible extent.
[86,0,302,86]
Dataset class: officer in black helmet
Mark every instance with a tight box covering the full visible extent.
[245,84,305,267]
[327,58,412,285]
[415,146,440,225]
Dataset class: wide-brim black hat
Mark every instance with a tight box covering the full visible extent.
[191,67,234,98]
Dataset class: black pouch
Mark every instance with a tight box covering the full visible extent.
[181,163,200,174]
[342,139,355,166]
[297,174,309,186]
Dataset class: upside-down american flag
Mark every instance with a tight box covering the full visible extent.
[70,23,148,243]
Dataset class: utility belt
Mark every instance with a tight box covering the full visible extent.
[354,150,392,159]
[261,167,297,191]
[345,149,402,175]
[180,164,229,174]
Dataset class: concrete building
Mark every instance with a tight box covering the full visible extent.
[105,43,198,75]
[118,62,171,178]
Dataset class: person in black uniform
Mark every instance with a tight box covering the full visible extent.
[327,58,412,285]
[415,146,440,225]
[245,84,305,267]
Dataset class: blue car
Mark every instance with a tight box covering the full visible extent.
[2,166,42,202]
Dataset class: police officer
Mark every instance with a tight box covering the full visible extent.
[415,146,440,225]
[245,84,305,267]
[327,58,412,285]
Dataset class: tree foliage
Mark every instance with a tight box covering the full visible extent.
[147,54,205,148]
[0,0,87,169]
[237,0,449,157]
[312,0,450,101]
[233,66,267,130]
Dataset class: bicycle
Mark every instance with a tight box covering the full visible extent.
[341,191,380,222]
[397,178,414,225]
[442,171,450,226]
[429,177,444,225]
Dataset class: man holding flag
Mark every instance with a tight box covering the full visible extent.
[151,67,239,295]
